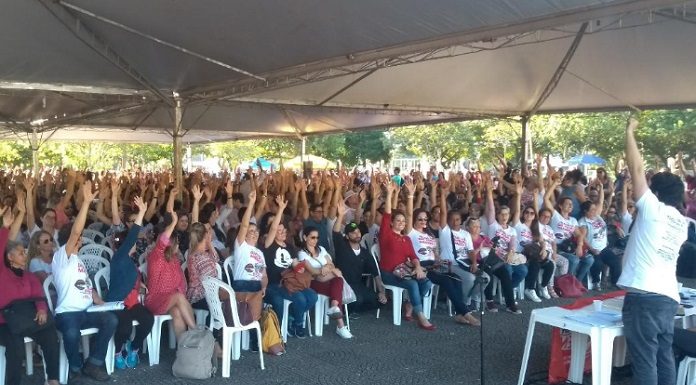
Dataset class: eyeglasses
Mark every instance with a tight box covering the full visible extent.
[126,219,135,224]
[416,217,428,221]
[39,238,52,245]
[307,236,319,240]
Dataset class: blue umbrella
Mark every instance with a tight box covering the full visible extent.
[567,154,606,166]
[247,157,275,170]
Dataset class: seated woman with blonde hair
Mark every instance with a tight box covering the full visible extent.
[28,229,56,282]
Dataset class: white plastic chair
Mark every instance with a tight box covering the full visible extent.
[0,345,4,385]
[93,266,110,298]
[87,222,106,232]
[279,299,312,343]
[677,355,696,385]
[431,284,453,317]
[81,237,94,245]
[0,337,42,381]
[82,229,106,244]
[313,294,350,336]
[99,236,115,251]
[43,276,116,384]
[136,262,176,364]
[78,255,110,279]
[223,256,234,284]
[79,244,114,261]
[371,245,432,325]
[202,277,264,378]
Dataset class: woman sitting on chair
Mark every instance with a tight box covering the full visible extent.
[106,196,154,369]
[0,199,61,385]
[145,188,197,340]
[262,195,317,339]
[298,224,353,339]
[406,181,479,326]
[378,181,435,331]
[28,230,56,282]
[231,189,268,350]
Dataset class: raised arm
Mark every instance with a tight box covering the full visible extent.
[265,195,288,248]
[236,189,257,245]
[66,181,98,256]
[511,178,522,226]
[439,183,447,226]
[110,179,122,226]
[95,186,113,226]
[253,181,268,221]
[9,192,26,241]
[404,178,416,234]
[544,177,560,212]
[384,181,395,215]
[367,182,381,228]
[59,170,76,209]
[625,116,647,201]
[484,174,495,224]
[333,199,346,233]
[620,177,631,216]
[191,184,202,223]
[23,177,36,231]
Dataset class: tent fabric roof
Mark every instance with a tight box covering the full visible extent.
[2,0,696,144]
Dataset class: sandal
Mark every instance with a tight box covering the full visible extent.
[548,286,559,298]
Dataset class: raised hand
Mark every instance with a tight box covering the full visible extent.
[82,181,97,203]
[192,185,203,201]
[275,195,288,211]
[133,196,147,213]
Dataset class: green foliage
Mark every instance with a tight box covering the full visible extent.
[306,131,392,167]
[208,140,262,169]
[257,138,299,161]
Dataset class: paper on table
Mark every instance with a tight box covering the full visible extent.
[86,301,124,313]
[565,311,623,327]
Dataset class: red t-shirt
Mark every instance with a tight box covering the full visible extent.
[378,213,418,272]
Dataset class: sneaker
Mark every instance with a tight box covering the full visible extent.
[592,282,602,291]
[126,349,139,368]
[82,362,110,382]
[506,304,523,315]
[336,326,353,339]
[326,306,342,319]
[525,289,542,303]
[485,301,498,312]
[114,352,127,370]
[540,287,551,300]
[294,325,307,339]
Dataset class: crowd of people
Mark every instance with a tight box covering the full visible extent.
[0,122,695,385]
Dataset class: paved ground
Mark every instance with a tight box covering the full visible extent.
[21,277,696,385]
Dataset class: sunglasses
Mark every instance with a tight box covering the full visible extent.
[416,217,428,221]
[307,236,319,240]
[39,238,52,245]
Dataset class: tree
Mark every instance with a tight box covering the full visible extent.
[344,131,392,166]
[257,138,299,162]
[209,140,262,169]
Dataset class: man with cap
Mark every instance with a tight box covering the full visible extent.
[333,201,387,314]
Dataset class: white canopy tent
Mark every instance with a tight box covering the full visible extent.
[2,0,696,189]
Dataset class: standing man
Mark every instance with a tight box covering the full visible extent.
[618,116,688,385]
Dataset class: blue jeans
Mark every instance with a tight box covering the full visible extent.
[622,292,679,385]
[504,264,528,288]
[561,252,594,286]
[380,270,432,314]
[265,285,318,329]
[590,248,622,285]
[55,310,119,371]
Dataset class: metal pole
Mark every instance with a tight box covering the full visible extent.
[301,136,306,162]
[520,116,529,177]
[31,126,40,177]
[173,99,184,198]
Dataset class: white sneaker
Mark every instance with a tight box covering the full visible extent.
[524,289,542,303]
[326,306,342,319]
[336,326,353,339]
[539,287,551,300]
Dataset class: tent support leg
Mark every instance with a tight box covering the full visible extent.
[173,99,184,198]
[520,116,529,176]
[31,126,40,178]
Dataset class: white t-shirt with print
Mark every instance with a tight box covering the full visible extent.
[487,221,516,256]
[298,246,332,269]
[551,210,578,242]
[539,223,556,253]
[52,246,93,314]
[438,226,473,261]
[514,223,534,253]
[233,240,266,281]
[578,216,607,252]
[408,229,437,262]
[618,191,687,302]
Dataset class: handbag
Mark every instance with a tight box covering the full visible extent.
[392,260,416,279]
[554,274,588,298]
[280,268,312,294]
[481,249,505,271]
[341,278,357,304]
[2,297,53,335]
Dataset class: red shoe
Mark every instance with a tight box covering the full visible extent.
[418,322,436,331]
